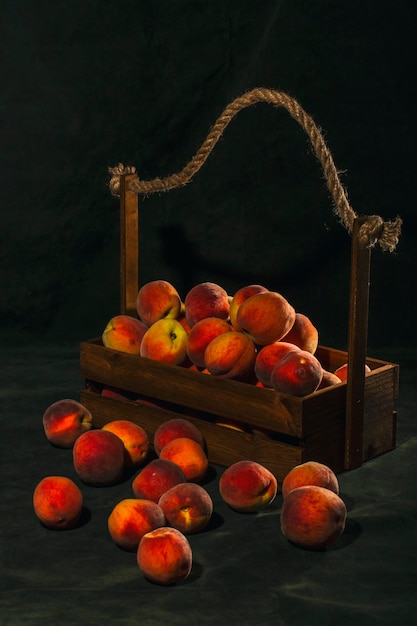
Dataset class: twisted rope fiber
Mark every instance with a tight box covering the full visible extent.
[109,88,401,251]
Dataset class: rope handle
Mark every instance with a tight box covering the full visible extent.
[108,87,401,252]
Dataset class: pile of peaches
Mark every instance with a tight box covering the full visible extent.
[101,279,357,396]
[34,398,347,585]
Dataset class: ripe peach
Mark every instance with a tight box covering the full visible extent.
[280,485,347,549]
[42,399,92,448]
[159,437,209,483]
[33,476,83,530]
[204,331,256,380]
[102,314,148,355]
[158,483,213,534]
[281,461,339,499]
[184,281,230,328]
[102,420,149,468]
[140,318,188,365]
[215,418,248,432]
[334,362,372,382]
[236,291,296,345]
[136,280,182,327]
[73,429,125,486]
[107,498,166,552]
[137,527,192,585]
[101,386,133,401]
[219,460,278,513]
[229,284,269,329]
[254,341,301,387]
[317,370,342,389]
[153,418,206,456]
[281,312,319,354]
[187,317,233,368]
[270,349,323,396]
[132,458,186,503]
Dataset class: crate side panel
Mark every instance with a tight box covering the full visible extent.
[80,390,304,482]
[80,340,304,437]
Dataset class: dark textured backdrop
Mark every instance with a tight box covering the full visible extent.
[1,0,415,353]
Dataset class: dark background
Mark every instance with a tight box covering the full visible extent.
[1,0,415,353]
[1,4,417,625]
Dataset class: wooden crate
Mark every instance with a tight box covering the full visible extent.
[80,340,398,483]
[79,182,399,484]
[80,90,400,483]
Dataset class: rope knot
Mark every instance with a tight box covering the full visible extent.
[358,215,402,252]
[108,163,137,196]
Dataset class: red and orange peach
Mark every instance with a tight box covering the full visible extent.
[281,461,339,499]
[102,420,149,469]
[334,362,371,382]
[204,330,256,380]
[136,279,182,326]
[187,317,233,368]
[153,418,206,457]
[132,458,186,503]
[219,460,278,513]
[184,281,230,328]
[33,476,83,530]
[281,312,319,354]
[102,314,148,355]
[254,341,300,387]
[270,349,323,396]
[229,284,269,330]
[42,399,92,448]
[158,482,213,534]
[137,527,193,585]
[73,429,125,486]
[159,437,209,483]
[236,291,296,346]
[140,318,188,365]
[280,485,347,549]
[107,498,166,552]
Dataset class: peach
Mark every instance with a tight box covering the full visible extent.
[219,460,278,513]
[229,284,269,329]
[281,312,319,354]
[102,314,148,355]
[101,386,133,401]
[73,429,125,486]
[280,485,347,549]
[102,420,149,468]
[132,458,186,503]
[187,317,233,368]
[158,482,213,534]
[136,279,182,326]
[236,291,296,345]
[254,341,301,387]
[215,418,248,432]
[159,437,209,483]
[33,476,83,530]
[140,318,188,365]
[204,331,256,380]
[184,281,230,328]
[137,527,192,585]
[281,461,339,499]
[317,370,342,389]
[107,498,166,552]
[42,399,92,448]
[270,349,323,396]
[334,362,371,382]
[153,418,206,456]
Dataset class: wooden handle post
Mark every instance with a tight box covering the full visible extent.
[345,217,372,469]
[119,173,139,316]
